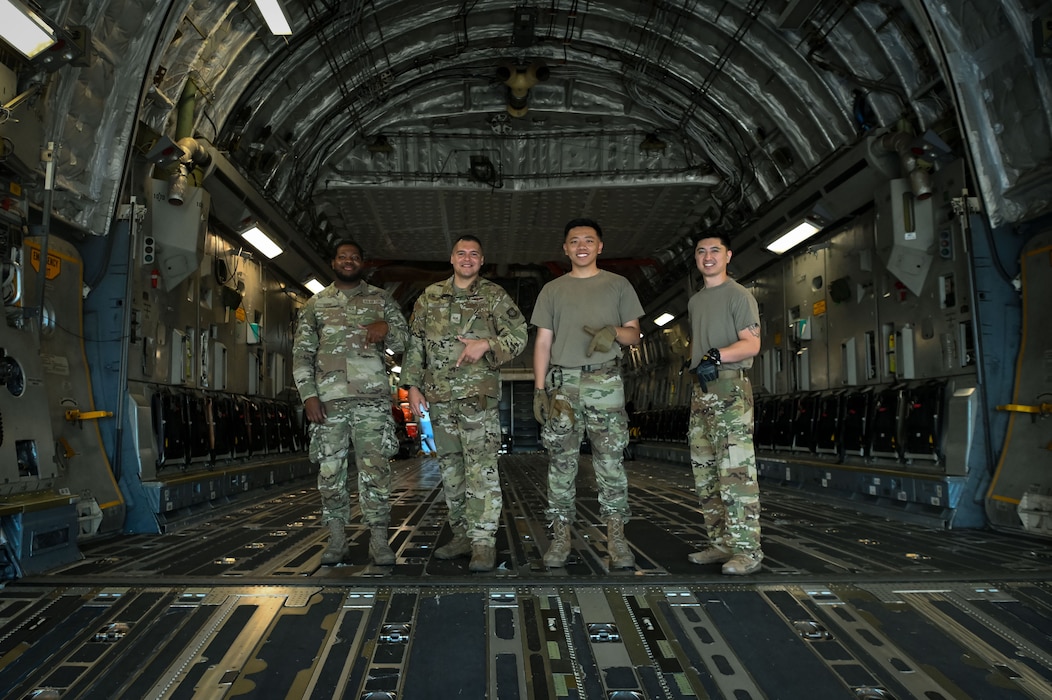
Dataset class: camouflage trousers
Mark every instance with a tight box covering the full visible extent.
[309,397,398,527]
[688,377,762,553]
[542,362,631,521]
[430,397,503,545]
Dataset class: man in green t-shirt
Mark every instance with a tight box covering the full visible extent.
[686,232,764,575]
[531,218,643,569]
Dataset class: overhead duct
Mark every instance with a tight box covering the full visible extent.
[881,131,933,201]
[166,80,213,205]
[496,63,549,118]
[167,136,213,205]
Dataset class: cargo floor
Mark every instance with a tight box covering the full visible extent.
[3,453,1051,699]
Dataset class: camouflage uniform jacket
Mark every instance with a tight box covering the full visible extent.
[292,282,409,402]
[401,276,527,402]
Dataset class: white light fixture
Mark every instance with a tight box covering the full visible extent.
[653,312,675,327]
[0,0,58,58]
[253,0,292,36]
[765,220,822,255]
[304,277,326,294]
[240,224,283,259]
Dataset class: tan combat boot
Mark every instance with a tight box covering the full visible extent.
[543,517,572,567]
[687,546,733,565]
[606,514,635,569]
[468,542,496,572]
[722,551,763,575]
[434,524,472,560]
[320,519,349,565]
[369,525,396,566]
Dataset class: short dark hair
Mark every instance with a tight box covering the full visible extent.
[694,231,732,252]
[564,218,603,240]
[453,234,484,252]
[331,238,364,260]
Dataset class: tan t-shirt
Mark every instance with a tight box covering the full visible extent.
[531,270,644,368]
[687,278,760,371]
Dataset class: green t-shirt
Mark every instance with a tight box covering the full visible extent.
[687,278,759,371]
[531,270,644,368]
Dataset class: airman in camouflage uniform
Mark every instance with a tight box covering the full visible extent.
[293,239,409,567]
[531,218,643,569]
[401,235,527,572]
[686,232,764,575]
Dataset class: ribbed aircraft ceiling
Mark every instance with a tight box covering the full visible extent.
[191,0,938,256]
[5,1,1051,303]
[145,1,943,267]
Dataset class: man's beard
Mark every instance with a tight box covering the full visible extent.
[333,268,363,284]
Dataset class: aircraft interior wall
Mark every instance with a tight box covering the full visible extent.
[620,158,1039,533]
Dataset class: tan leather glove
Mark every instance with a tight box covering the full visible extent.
[583,325,618,357]
[533,388,551,424]
[548,392,575,434]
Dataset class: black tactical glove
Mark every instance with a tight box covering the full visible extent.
[695,348,722,391]
[583,325,618,357]
[533,388,551,424]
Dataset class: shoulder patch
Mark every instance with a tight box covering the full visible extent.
[507,307,520,319]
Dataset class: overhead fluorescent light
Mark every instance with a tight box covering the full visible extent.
[653,312,675,327]
[253,0,292,36]
[304,277,326,294]
[0,0,58,58]
[766,220,822,255]
[240,224,283,259]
